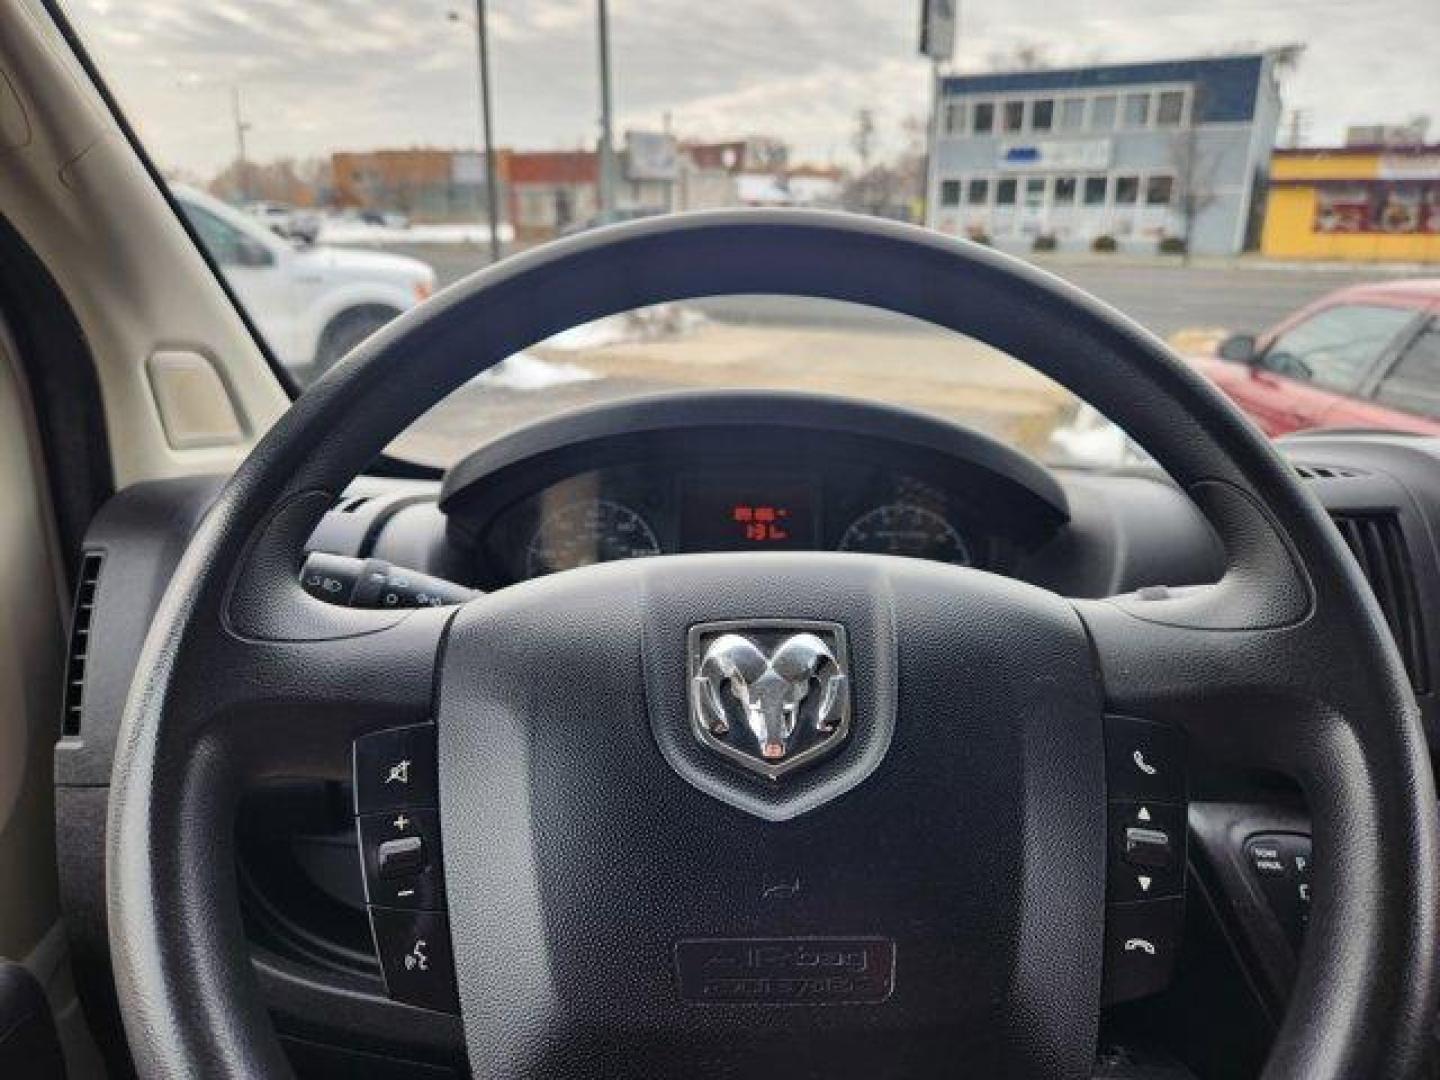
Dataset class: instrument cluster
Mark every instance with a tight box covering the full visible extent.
[476,462,995,587]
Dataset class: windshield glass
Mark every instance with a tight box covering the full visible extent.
[63,1,1440,468]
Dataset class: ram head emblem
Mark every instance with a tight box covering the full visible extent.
[689,624,851,780]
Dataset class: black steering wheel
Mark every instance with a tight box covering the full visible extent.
[108,212,1440,1077]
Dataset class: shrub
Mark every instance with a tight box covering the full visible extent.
[965,227,992,246]
[1158,235,1188,255]
[1032,233,1058,252]
[1091,234,1119,253]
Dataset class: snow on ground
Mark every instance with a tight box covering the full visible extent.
[317,221,515,245]
[1047,403,1146,468]
[465,303,708,393]
[469,352,598,391]
[544,304,709,351]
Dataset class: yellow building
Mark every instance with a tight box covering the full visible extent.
[1262,146,1440,262]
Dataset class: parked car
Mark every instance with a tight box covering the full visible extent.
[1190,279,1440,436]
[173,185,435,379]
[242,199,320,243]
[357,208,411,229]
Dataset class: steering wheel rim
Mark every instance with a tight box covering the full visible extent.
[109,210,1440,1077]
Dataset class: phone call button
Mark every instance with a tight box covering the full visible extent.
[1105,716,1185,803]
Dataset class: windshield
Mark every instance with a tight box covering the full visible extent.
[63,1,1440,468]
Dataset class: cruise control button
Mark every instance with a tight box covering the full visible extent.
[370,907,458,1013]
[1105,716,1185,803]
[1108,802,1185,902]
[359,809,446,909]
[354,724,438,813]
[1103,899,1183,1005]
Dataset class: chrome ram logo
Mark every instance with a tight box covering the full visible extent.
[688,622,851,781]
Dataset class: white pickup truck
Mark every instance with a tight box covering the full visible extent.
[171,184,436,381]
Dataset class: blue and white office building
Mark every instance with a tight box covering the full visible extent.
[928,54,1283,255]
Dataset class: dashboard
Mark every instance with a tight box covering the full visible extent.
[419,392,1075,590]
[54,388,1440,1079]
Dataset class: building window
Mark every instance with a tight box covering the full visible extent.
[1123,92,1150,127]
[940,179,962,207]
[972,102,995,134]
[1145,175,1175,206]
[996,177,1018,206]
[1115,175,1140,205]
[1024,177,1046,209]
[1090,94,1117,130]
[1053,175,1078,205]
[1032,99,1055,132]
[966,177,990,205]
[1156,90,1186,127]
[1060,97,1086,130]
[1083,175,1108,205]
[944,101,965,135]
[1002,100,1025,132]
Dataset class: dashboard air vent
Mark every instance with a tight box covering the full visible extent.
[61,552,103,737]
[1295,464,1366,481]
[1330,514,1428,693]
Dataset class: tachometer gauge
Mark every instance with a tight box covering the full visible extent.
[837,503,970,565]
[525,499,661,578]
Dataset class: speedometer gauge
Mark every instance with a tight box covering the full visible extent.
[837,503,970,565]
[525,499,661,578]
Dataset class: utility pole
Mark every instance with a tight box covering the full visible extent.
[231,86,251,200]
[924,56,941,227]
[596,0,616,215]
[449,6,504,261]
[1285,108,1309,149]
[472,0,503,261]
[918,0,956,229]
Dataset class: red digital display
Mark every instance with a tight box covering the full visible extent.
[731,503,793,543]
[681,474,815,551]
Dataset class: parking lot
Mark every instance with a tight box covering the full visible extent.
[368,241,1424,339]
[357,240,1432,467]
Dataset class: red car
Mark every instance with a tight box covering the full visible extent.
[1191,279,1440,436]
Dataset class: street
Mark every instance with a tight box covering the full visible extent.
[366,239,1424,340]
[365,239,1433,468]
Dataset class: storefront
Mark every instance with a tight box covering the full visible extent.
[1262,147,1440,262]
[928,54,1283,256]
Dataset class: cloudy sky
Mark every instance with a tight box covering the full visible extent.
[65,0,1439,179]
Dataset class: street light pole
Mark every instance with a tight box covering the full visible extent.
[231,85,251,200]
[470,0,504,262]
[596,0,616,215]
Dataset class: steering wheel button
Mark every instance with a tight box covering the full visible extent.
[359,809,446,909]
[370,908,458,1014]
[377,835,425,879]
[1123,826,1174,869]
[1103,899,1183,1005]
[1104,716,1185,803]
[1109,802,1185,902]
[353,724,439,813]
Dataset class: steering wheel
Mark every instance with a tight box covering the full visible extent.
[108,212,1439,1077]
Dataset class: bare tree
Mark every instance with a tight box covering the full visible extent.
[208,157,329,207]
[851,108,876,173]
[843,113,927,220]
[1168,90,1220,262]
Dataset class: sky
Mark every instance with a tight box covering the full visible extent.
[63,0,1440,180]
